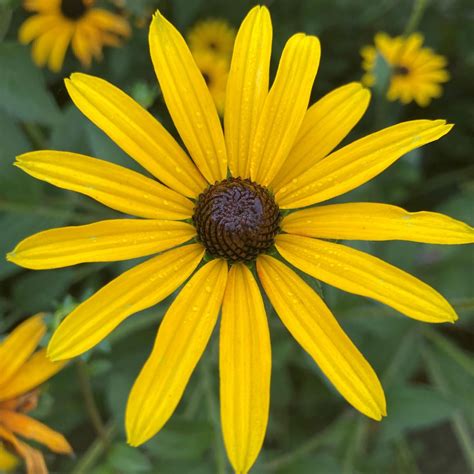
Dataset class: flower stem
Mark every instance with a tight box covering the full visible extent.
[71,423,116,474]
[76,360,109,448]
[403,0,429,36]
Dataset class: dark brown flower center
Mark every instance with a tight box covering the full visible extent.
[393,65,410,76]
[193,177,281,262]
[60,0,88,20]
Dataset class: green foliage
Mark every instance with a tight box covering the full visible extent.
[0,0,473,473]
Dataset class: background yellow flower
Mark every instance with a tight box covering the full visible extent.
[361,32,450,106]
[19,0,130,71]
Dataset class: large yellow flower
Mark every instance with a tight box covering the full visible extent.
[7,6,474,473]
[0,315,71,474]
[19,0,130,72]
[361,32,449,106]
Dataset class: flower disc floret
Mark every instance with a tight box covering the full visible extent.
[193,177,281,262]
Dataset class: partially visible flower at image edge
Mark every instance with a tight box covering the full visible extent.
[19,0,131,72]
[361,32,449,106]
[7,6,474,473]
[0,444,19,472]
[0,315,72,474]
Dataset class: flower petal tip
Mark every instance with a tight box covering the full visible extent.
[126,431,145,448]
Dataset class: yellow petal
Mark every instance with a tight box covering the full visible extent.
[126,259,228,446]
[48,244,205,360]
[31,25,61,68]
[66,73,206,198]
[282,203,474,244]
[220,264,271,473]
[225,6,272,178]
[272,83,370,191]
[0,315,45,387]
[18,14,58,44]
[48,22,73,73]
[7,219,196,270]
[276,120,453,208]
[71,24,93,68]
[0,350,66,402]
[257,255,386,420]
[149,12,227,183]
[250,33,321,185]
[15,151,194,220]
[85,8,131,37]
[276,234,458,323]
[0,425,48,474]
[0,410,72,454]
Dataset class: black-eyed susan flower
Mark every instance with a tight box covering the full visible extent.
[19,0,131,72]
[0,315,71,474]
[187,18,235,59]
[7,6,474,473]
[361,32,449,106]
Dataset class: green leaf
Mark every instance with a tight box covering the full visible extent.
[0,42,60,125]
[108,444,152,472]
[380,385,457,442]
[12,268,76,313]
[145,417,213,461]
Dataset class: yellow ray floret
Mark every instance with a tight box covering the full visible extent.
[276,234,457,323]
[15,151,194,220]
[225,6,272,178]
[7,219,196,269]
[282,203,474,244]
[48,244,205,360]
[149,12,227,183]
[257,255,386,420]
[126,259,228,446]
[220,264,271,474]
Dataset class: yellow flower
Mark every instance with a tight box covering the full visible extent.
[7,6,474,473]
[192,49,229,115]
[361,32,450,106]
[187,18,235,59]
[0,315,72,474]
[18,0,131,72]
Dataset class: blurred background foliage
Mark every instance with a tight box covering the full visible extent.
[0,0,473,472]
